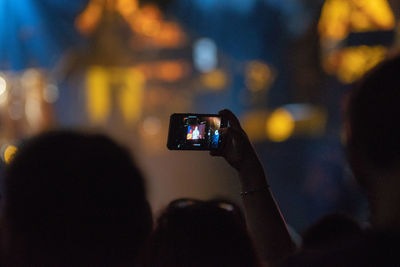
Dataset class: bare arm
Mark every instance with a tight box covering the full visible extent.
[211,109,296,265]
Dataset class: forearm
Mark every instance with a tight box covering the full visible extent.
[239,163,296,265]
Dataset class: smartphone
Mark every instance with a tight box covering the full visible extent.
[167,113,225,150]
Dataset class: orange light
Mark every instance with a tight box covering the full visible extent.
[155,22,185,47]
[132,5,162,37]
[75,0,103,35]
[157,62,184,82]
[116,0,139,18]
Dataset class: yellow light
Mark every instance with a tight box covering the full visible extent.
[201,70,228,90]
[350,0,395,31]
[337,45,386,83]
[245,61,274,92]
[318,0,395,41]
[266,108,295,142]
[86,66,111,124]
[117,68,145,123]
[318,0,351,40]
[4,145,17,164]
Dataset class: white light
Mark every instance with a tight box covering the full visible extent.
[193,38,217,72]
[0,76,7,96]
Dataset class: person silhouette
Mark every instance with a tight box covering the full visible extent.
[1,130,152,266]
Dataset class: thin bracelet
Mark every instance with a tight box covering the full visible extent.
[240,185,270,197]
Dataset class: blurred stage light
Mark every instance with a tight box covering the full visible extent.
[243,105,326,142]
[336,45,386,84]
[117,0,139,18]
[283,104,327,137]
[86,66,111,124]
[318,0,395,83]
[245,61,274,92]
[3,145,17,164]
[155,22,185,47]
[193,38,218,73]
[117,69,145,123]
[132,5,162,37]
[0,75,6,95]
[266,108,295,142]
[158,61,184,82]
[201,69,227,90]
[76,0,105,35]
[86,66,145,124]
[319,0,395,41]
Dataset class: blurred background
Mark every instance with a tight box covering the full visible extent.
[0,0,399,231]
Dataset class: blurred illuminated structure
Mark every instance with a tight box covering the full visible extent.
[0,70,56,163]
[59,0,235,152]
[55,0,196,153]
[318,0,398,83]
[0,1,84,163]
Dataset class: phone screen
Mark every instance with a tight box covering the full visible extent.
[167,113,225,150]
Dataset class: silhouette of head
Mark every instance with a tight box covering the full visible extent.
[2,130,152,266]
[145,198,260,267]
[302,213,363,250]
[346,55,400,187]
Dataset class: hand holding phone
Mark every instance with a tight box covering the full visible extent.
[210,109,264,174]
[167,113,226,150]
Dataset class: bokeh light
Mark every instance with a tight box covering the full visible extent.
[245,61,274,92]
[266,108,295,142]
[201,70,228,90]
[4,145,17,164]
[336,45,386,84]
[0,75,6,95]
[318,0,395,41]
[193,38,218,73]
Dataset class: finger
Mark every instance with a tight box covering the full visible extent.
[218,109,242,130]
[210,128,229,157]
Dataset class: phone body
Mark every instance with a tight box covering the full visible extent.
[167,113,225,150]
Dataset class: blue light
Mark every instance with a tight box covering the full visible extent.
[193,38,217,73]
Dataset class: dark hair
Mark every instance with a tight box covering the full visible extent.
[346,55,400,170]
[3,130,152,266]
[302,213,363,250]
[145,198,260,267]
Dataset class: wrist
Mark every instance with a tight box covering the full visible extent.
[238,159,268,191]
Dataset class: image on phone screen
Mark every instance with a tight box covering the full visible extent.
[167,113,224,150]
